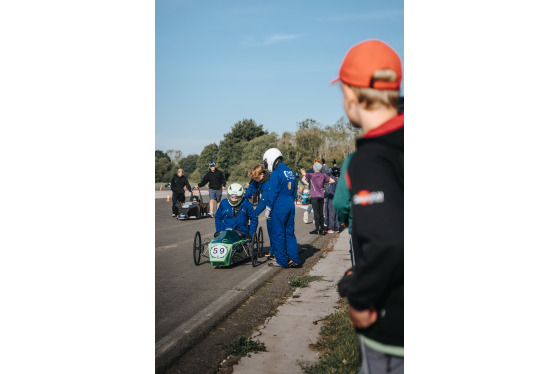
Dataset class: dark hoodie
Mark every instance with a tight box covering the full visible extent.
[171,174,192,194]
[345,113,404,348]
[197,168,226,190]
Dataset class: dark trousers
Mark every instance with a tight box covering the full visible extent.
[324,196,339,231]
[172,192,186,215]
[311,197,324,232]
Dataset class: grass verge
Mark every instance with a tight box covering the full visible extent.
[301,298,360,374]
[221,335,267,358]
[288,275,324,288]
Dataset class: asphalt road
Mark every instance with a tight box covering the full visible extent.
[155,194,317,369]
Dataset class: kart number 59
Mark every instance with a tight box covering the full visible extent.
[210,245,228,258]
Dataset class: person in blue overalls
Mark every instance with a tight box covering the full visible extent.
[244,164,275,259]
[214,183,257,241]
[262,148,301,268]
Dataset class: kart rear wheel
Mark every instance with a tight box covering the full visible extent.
[257,227,264,257]
[196,205,201,220]
[251,235,259,267]
[193,231,202,265]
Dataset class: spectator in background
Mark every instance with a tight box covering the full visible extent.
[195,162,226,217]
[300,162,334,235]
[301,158,323,225]
[309,158,322,173]
[324,165,341,233]
[301,158,322,184]
[332,39,404,373]
[334,155,355,234]
[170,168,192,217]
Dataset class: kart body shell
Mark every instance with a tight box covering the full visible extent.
[208,230,248,267]
[176,189,209,220]
[193,227,265,268]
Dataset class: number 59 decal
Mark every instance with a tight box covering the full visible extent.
[210,245,228,258]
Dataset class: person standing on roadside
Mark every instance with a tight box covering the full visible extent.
[245,164,275,259]
[195,162,226,217]
[171,168,193,217]
[324,165,341,233]
[334,154,355,234]
[332,39,404,373]
[263,148,301,269]
[300,162,334,235]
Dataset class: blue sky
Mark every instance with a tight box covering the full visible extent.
[156,0,403,156]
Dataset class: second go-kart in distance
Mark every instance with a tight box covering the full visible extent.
[176,188,209,220]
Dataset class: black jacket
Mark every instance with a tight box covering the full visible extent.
[346,114,404,347]
[198,168,226,190]
[171,174,192,194]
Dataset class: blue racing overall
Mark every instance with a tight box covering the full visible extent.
[267,163,300,267]
[214,198,257,238]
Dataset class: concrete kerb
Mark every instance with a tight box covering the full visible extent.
[155,264,281,373]
[233,230,352,374]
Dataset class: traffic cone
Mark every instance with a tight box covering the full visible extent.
[160,185,162,191]
[166,194,170,202]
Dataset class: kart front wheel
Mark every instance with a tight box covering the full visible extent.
[193,231,202,265]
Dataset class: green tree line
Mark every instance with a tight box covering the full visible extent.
[155,117,361,184]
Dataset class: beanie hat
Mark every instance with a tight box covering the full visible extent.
[313,162,322,172]
[209,162,216,167]
[331,39,402,90]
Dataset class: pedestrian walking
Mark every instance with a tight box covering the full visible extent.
[170,168,192,217]
[195,162,226,217]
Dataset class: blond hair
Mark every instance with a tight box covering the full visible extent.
[344,69,400,110]
[248,164,265,179]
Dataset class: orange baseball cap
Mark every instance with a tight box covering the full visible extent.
[331,40,402,90]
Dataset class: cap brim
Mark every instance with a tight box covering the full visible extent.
[330,77,340,85]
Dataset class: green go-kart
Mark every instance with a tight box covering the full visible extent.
[193,227,264,267]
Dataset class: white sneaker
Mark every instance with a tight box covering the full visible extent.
[171,214,176,217]
[209,212,214,217]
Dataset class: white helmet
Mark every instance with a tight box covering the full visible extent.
[263,148,283,172]
[227,183,244,206]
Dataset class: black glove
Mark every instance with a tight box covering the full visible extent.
[322,158,326,165]
[214,231,221,237]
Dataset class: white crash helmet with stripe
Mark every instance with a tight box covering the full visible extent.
[263,148,283,172]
